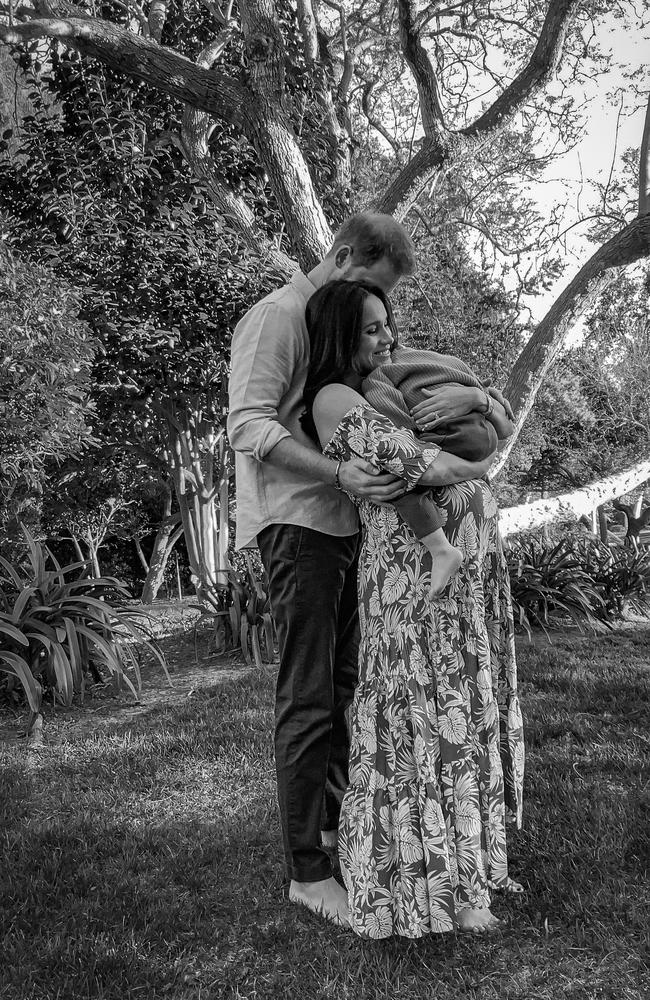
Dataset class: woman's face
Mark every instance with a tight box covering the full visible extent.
[354,294,394,375]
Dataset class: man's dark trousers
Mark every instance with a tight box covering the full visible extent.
[257,524,360,883]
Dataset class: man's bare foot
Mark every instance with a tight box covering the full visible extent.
[289,877,349,926]
[429,546,463,598]
[456,906,504,934]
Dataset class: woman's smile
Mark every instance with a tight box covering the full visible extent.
[355,294,394,374]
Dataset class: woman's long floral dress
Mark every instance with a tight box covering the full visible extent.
[324,403,524,940]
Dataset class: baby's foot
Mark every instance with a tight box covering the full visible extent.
[428,546,463,598]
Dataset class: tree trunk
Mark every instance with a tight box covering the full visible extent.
[82,529,101,577]
[161,399,230,613]
[612,496,650,549]
[140,523,183,604]
[597,504,609,545]
[138,487,183,605]
[499,459,650,538]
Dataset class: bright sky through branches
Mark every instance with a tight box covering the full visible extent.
[523,19,648,323]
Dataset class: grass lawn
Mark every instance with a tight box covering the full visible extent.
[1,622,649,1000]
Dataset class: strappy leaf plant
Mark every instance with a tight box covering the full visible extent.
[0,526,168,716]
[507,538,605,635]
[577,541,650,621]
[227,551,275,669]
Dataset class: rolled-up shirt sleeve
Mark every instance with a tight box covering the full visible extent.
[227,301,299,462]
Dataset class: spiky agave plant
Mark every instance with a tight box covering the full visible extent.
[0,526,169,718]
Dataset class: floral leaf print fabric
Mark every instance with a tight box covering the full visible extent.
[324,404,524,939]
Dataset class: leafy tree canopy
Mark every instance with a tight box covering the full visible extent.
[0,238,97,538]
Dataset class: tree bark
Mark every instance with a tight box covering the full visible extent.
[140,523,183,604]
[159,399,230,612]
[638,93,650,216]
[138,486,183,604]
[499,459,650,538]
[597,504,609,545]
[177,34,295,275]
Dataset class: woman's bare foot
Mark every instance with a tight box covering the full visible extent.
[456,906,504,934]
[502,877,525,895]
[289,877,349,926]
[429,545,463,598]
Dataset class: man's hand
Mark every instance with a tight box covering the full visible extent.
[338,457,405,502]
[410,384,482,431]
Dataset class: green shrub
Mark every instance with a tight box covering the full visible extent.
[506,538,605,634]
[0,526,167,715]
[0,241,97,543]
[228,550,275,668]
[577,540,650,621]
[506,536,650,633]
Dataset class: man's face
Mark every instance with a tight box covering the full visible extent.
[336,250,402,294]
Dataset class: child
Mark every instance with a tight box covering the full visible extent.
[362,345,513,597]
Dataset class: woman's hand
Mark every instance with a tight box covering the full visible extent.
[339,457,406,502]
[410,384,483,431]
[486,385,515,421]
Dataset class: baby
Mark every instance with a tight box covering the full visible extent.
[362,345,511,597]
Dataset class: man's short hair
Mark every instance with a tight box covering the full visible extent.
[332,212,416,276]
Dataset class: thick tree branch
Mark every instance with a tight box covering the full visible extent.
[376,0,582,218]
[295,0,319,63]
[397,0,445,135]
[465,0,581,136]
[494,214,650,475]
[499,459,650,537]
[639,93,650,216]
[147,0,170,44]
[237,0,332,264]
[0,6,252,129]
[179,34,294,274]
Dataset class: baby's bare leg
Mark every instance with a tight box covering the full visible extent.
[421,528,463,598]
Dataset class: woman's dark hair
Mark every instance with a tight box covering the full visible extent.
[301,279,398,443]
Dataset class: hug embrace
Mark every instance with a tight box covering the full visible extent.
[228,212,525,938]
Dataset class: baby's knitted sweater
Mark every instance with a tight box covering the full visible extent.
[362,346,497,462]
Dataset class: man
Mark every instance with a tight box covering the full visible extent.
[227,213,416,924]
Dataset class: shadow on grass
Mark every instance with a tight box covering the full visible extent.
[1,637,649,1000]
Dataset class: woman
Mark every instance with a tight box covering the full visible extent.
[302,280,524,938]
